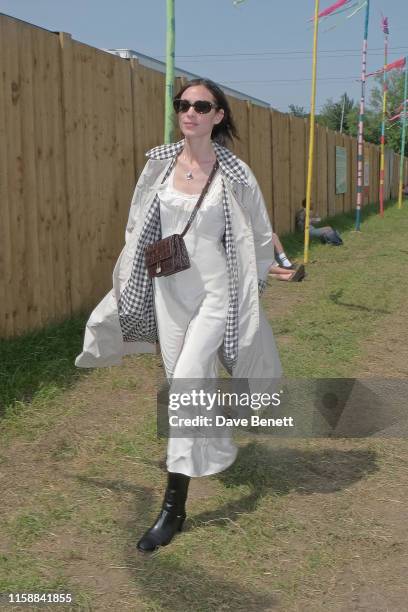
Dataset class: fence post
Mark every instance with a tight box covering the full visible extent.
[58,31,75,314]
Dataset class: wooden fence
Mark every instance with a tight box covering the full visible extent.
[1,13,408,338]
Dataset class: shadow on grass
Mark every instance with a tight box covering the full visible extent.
[190,441,378,527]
[77,441,378,536]
[74,440,378,611]
[280,198,397,261]
[216,440,378,494]
[328,289,391,315]
[129,558,279,611]
[0,313,89,416]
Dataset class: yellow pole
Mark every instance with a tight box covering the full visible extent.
[304,0,320,264]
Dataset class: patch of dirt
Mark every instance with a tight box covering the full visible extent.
[356,306,408,377]
[263,275,310,321]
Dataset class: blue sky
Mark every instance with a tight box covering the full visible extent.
[2,1,408,111]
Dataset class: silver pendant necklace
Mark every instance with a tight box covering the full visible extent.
[183,154,215,181]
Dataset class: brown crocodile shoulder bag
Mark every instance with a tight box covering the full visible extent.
[145,160,219,278]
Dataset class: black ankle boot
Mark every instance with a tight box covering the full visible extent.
[136,471,191,552]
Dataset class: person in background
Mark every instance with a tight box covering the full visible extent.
[295,198,335,240]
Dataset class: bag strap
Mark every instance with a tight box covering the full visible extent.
[179,160,219,238]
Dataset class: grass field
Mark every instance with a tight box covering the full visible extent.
[0,200,407,611]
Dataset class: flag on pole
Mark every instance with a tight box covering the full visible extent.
[389,110,408,122]
[367,57,406,77]
[320,2,366,33]
[310,0,367,33]
[381,14,389,34]
[317,0,351,19]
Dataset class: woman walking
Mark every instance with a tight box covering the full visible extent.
[75,78,282,552]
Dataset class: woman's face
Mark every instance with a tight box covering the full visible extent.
[177,85,225,140]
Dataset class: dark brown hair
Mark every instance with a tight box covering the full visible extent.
[174,78,239,147]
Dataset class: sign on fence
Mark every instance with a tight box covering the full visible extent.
[336,146,347,194]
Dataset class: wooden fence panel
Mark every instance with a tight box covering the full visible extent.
[131,61,165,176]
[47,28,71,323]
[173,75,187,142]
[248,103,273,221]
[271,110,291,234]
[392,154,400,198]
[64,42,136,310]
[227,95,249,164]
[0,16,16,336]
[100,49,135,298]
[71,41,94,312]
[334,132,345,214]
[60,32,81,313]
[372,144,379,204]
[18,22,41,331]
[316,125,328,220]
[367,144,373,204]
[3,16,27,336]
[92,47,114,306]
[34,26,66,327]
[327,130,336,216]
[367,144,372,205]
[304,118,318,210]
[289,115,306,231]
[343,134,352,213]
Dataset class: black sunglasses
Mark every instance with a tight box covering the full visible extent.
[173,99,219,114]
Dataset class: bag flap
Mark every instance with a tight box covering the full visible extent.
[145,237,174,265]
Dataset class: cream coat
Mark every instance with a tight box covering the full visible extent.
[75,143,283,385]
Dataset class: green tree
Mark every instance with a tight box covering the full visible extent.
[288,104,308,118]
[317,93,355,133]
[346,106,381,144]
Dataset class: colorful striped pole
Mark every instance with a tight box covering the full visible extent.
[304,0,320,265]
[379,16,389,217]
[355,0,370,231]
[164,0,175,144]
[397,57,408,209]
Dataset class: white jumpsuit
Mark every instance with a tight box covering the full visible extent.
[153,167,239,477]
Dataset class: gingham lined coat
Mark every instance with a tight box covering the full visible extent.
[75,139,282,382]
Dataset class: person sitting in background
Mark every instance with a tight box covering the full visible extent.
[296,199,343,245]
[295,198,334,239]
